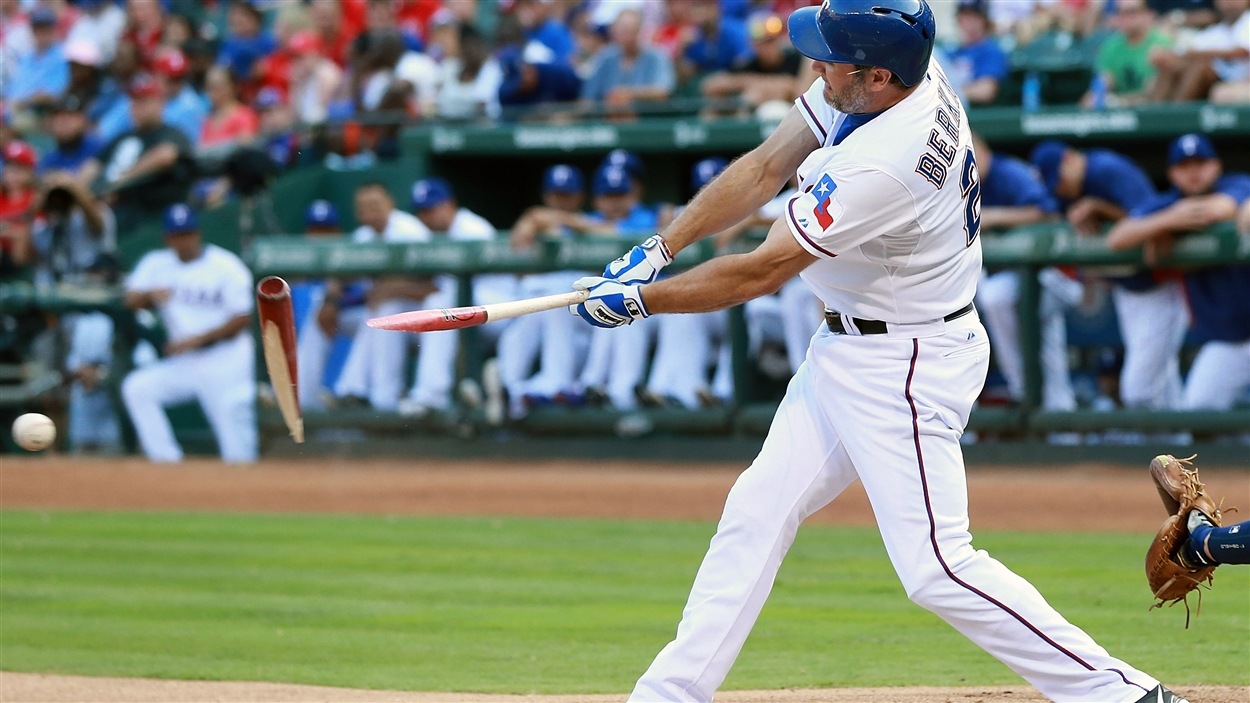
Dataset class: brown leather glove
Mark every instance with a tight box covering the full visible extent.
[1145,454,1224,627]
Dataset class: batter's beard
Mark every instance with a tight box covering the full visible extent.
[824,74,872,114]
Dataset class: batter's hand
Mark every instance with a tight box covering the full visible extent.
[603,235,673,285]
[569,277,649,328]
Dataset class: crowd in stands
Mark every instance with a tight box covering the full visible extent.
[1,0,1249,459]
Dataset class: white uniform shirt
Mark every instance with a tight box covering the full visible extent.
[126,244,254,345]
[785,59,982,324]
[352,209,431,243]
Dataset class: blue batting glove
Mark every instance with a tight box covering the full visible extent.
[569,277,650,328]
[603,235,673,285]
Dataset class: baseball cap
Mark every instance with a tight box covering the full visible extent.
[30,6,56,26]
[64,40,103,68]
[153,48,190,78]
[600,149,644,180]
[2,141,38,169]
[128,73,163,99]
[691,157,728,191]
[162,203,198,234]
[593,164,632,196]
[305,199,340,228]
[411,177,454,210]
[1168,133,1218,166]
[957,0,989,16]
[1029,140,1069,194]
[542,164,583,193]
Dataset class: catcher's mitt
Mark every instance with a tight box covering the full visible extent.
[1145,454,1229,626]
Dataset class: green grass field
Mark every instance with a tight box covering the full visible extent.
[1,510,1246,694]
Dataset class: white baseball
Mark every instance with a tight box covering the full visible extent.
[12,413,56,452]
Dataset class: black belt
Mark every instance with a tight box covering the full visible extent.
[824,302,975,335]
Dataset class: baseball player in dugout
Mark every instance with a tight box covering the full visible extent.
[121,204,256,464]
[571,1,1184,701]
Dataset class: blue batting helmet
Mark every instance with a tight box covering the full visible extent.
[788,0,936,88]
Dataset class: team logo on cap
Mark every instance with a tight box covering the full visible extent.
[811,174,838,229]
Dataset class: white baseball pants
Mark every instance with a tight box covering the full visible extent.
[648,311,732,408]
[1183,338,1250,410]
[335,298,420,410]
[121,337,257,463]
[1112,281,1187,410]
[631,313,1157,703]
[297,294,368,410]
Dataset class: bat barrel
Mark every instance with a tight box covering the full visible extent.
[257,275,291,301]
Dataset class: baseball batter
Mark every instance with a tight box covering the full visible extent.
[571,2,1180,701]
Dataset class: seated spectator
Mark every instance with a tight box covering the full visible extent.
[97,47,207,144]
[1150,0,1250,102]
[89,39,141,126]
[971,133,1081,415]
[497,46,582,110]
[700,14,805,114]
[1032,140,1180,414]
[495,164,591,421]
[121,0,166,67]
[31,170,116,287]
[436,23,504,120]
[946,0,1009,105]
[217,0,277,91]
[1107,134,1250,412]
[513,0,576,65]
[361,0,423,55]
[0,3,34,89]
[82,74,198,232]
[308,0,357,68]
[579,9,676,113]
[122,204,257,464]
[255,87,300,168]
[399,177,513,418]
[677,0,753,86]
[199,65,259,151]
[66,0,126,65]
[332,182,433,410]
[0,141,40,270]
[62,40,107,112]
[1083,0,1173,107]
[286,31,343,126]
[4,7,69,124]
[39,95,103,180]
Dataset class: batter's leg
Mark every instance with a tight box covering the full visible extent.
[630,364,859,702]
[1183,340,1250,410]
[121,358,198,463]
[819,319,1159,703]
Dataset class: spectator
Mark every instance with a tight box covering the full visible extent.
[513,0,576,65]
[946,0,1009,105]
[286,31,343,126]
[161,11,197,50]
[39,95,103,180]
[90,39,142,125]
[4,7,69,120]
[1032,140,1181,415]
[199,65,259,151]
[0,140,39,270]
[122,203,257,463]
[83,74,197,232]
[62,40,107,113]
[0,2,34,90]
[569,163,659,410]
[436,23,504,120]
[121,0,165,68]
[1151,0,1250,101]
[399,177,513,418]
[678,0,753,86]
[294,199,363,411]
[66,0,127,64]
[362,0,423,54]
[1083,0,1173,107]
[63,253,124,454]
[1148,0,1220,30]
[255,87,299,168]
[332,182,433,410]
[494,164,591,421]
[30,170,115,287]
[497,46,582,109]
[579,9,676,111]
[700,14,805,114]
[96,47,207,144]
[308,0,356,67]
[971,133,1081,416]
[217,0,278,88]
[1107,134,1250,412]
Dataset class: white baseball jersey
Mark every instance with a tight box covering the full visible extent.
[352,209,431,243]
[126,244,254,346]
[787,60,982,324]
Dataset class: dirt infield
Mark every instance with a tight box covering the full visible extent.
[2,455,1248,703]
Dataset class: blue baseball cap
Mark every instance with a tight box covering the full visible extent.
[411,177,454,210]
[30,6,57,26]
[600,149,644,180]
[305,199,340,228]
[163,203,198,234]
[691,157,728,191]
[1029,140,1069,194]
[593,165,632,196]
[1168,133,1217,166]
[543,164,583,193]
